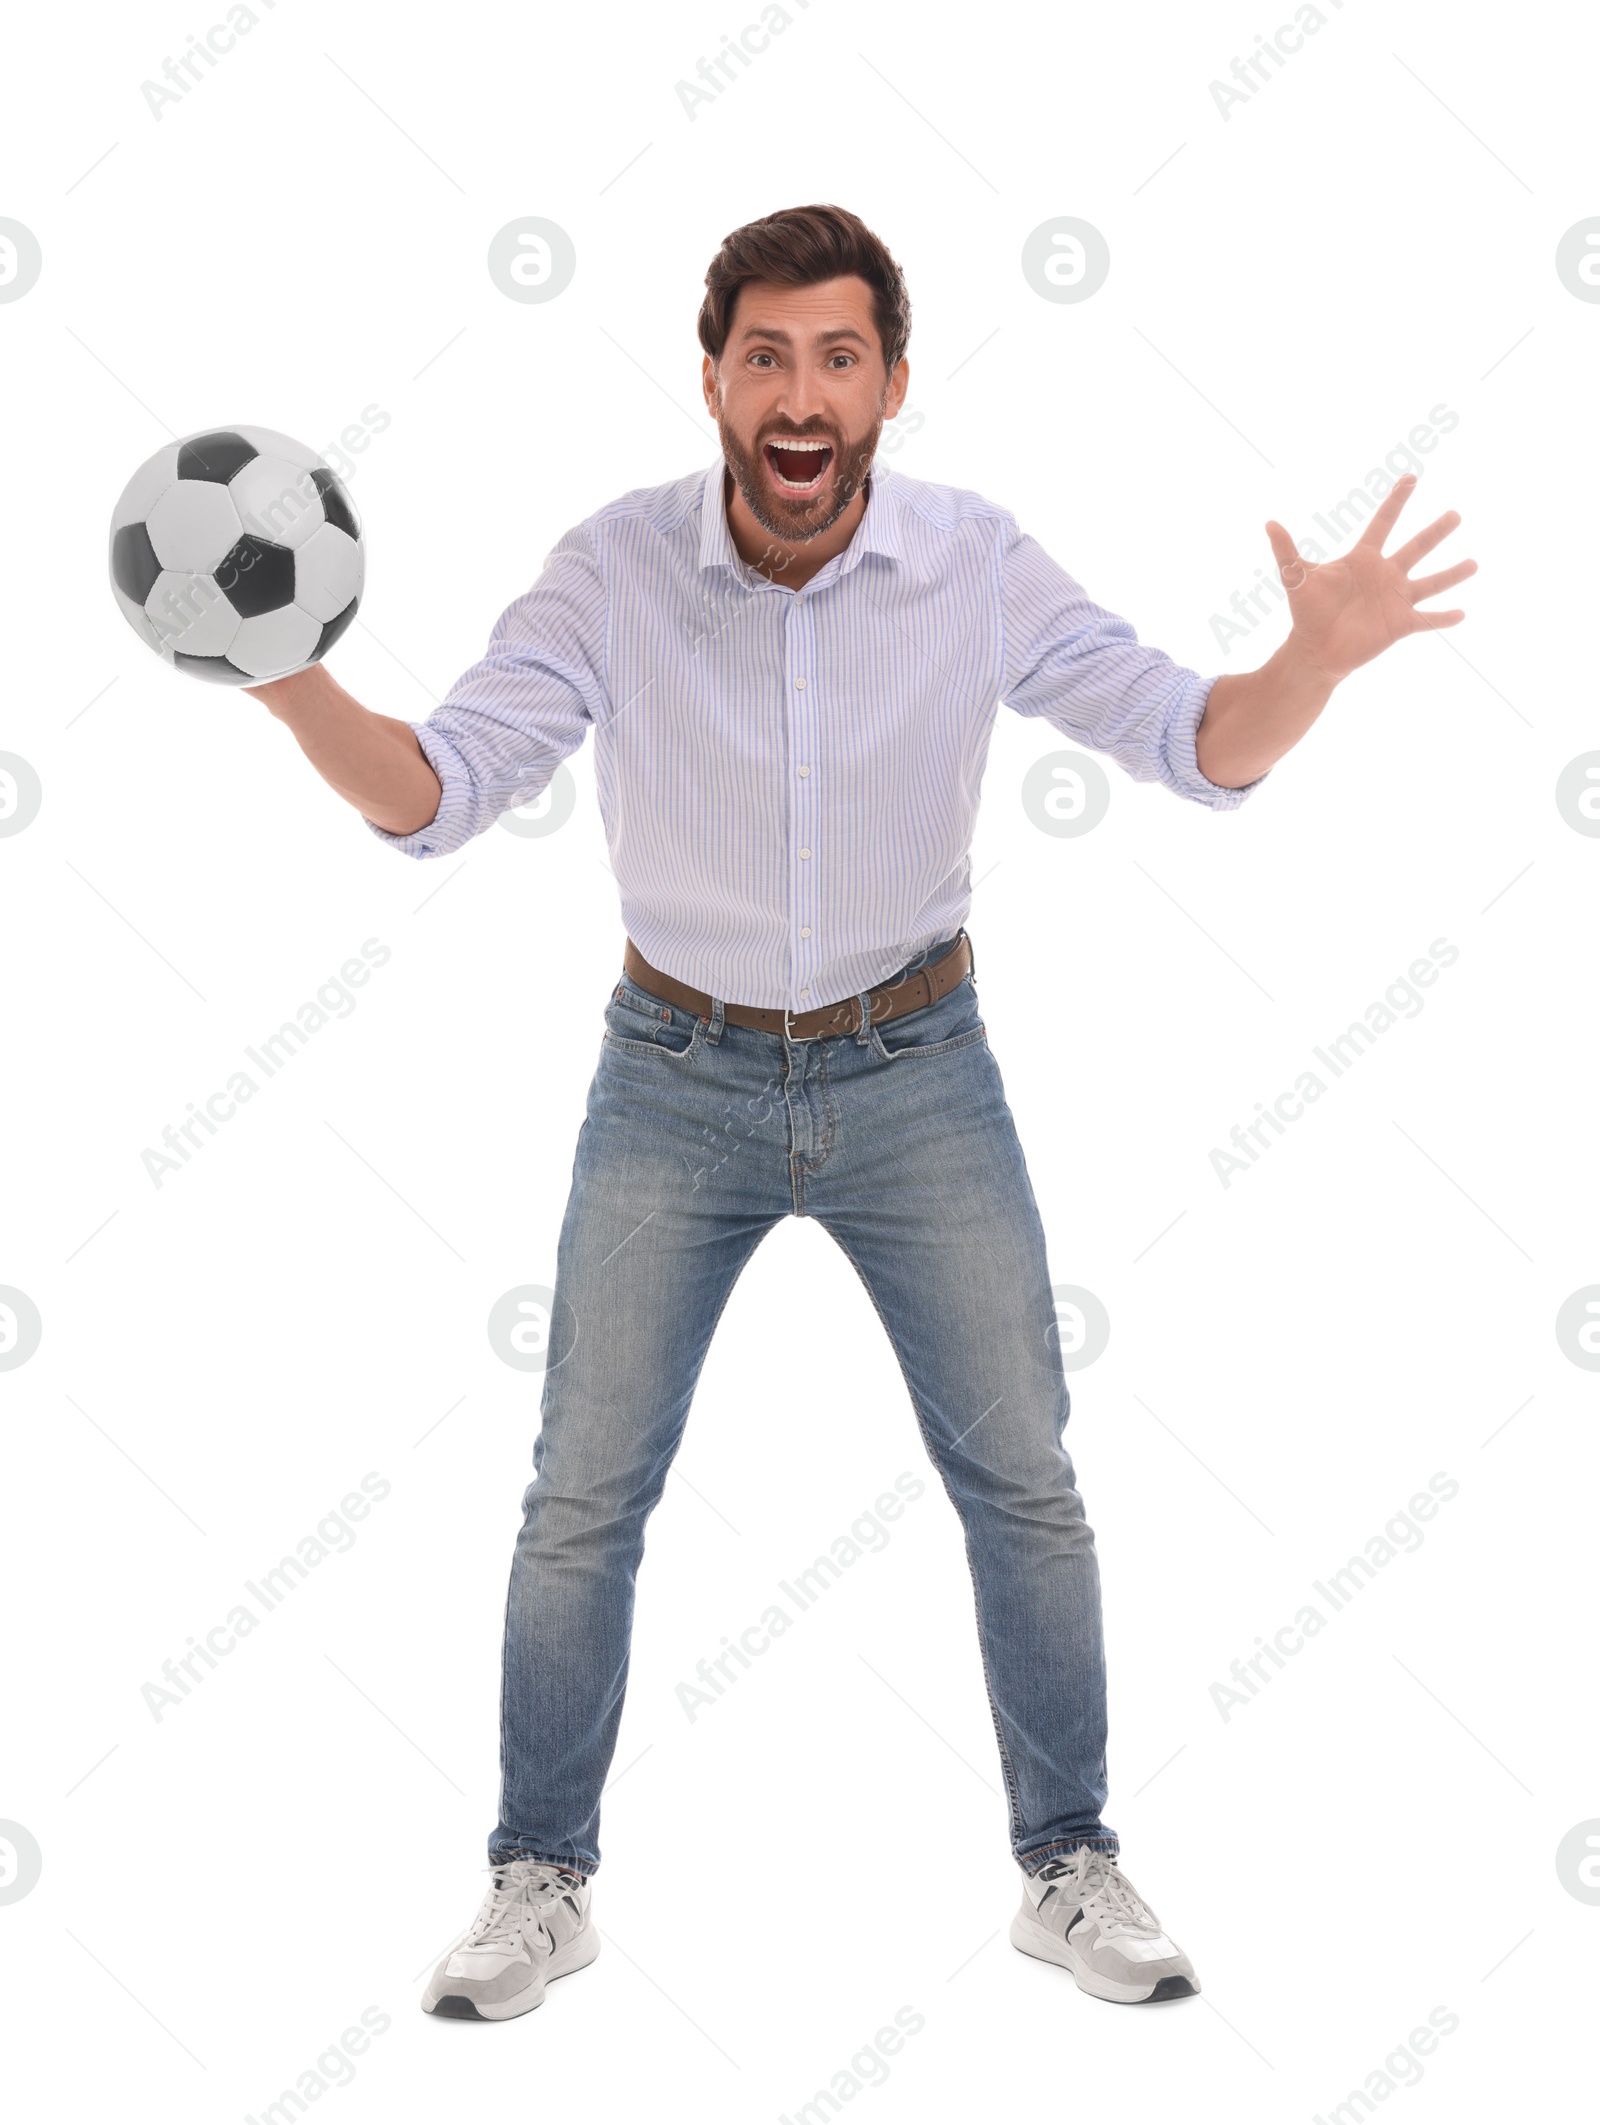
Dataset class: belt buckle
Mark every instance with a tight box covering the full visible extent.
[783,1004,800,1042]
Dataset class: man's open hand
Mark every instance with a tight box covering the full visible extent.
[1265,473,1476,683]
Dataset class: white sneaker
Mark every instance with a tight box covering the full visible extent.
[1009,1845,1198,2003]
[422,1859,599,2020]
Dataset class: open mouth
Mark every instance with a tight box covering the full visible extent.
[762,437,834,496]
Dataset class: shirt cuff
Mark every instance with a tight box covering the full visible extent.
[361,722,470,860]
[1166,673,1268,810]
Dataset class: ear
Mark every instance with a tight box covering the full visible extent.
[701,353,720,417]
[882,356,910,420]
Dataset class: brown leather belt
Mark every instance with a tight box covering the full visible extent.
[622,932,972,1040]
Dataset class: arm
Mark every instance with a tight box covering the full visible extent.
[1195,473,1476,789]
[999,517,1257,810]
[243,522,607,859]
[244,664,443,837]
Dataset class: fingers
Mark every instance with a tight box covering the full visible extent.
[1391,509,1463,574]
[1409,608,1466,630]
[1355,471,1417,549]
[1407,558,1477,603]
[1265,518,1310,586]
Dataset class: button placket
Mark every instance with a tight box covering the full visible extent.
[788,608,818,1010]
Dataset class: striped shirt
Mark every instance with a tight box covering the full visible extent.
[366,457,1263,1009]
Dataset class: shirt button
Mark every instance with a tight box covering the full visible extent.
[800,926,812,938]
[797,765,811,777]
[799,848,811,860]
[799,988,810,998]
[794,677,807,690]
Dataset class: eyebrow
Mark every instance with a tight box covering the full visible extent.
[733,323,872,349]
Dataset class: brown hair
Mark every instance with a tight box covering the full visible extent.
[698,203,911,376]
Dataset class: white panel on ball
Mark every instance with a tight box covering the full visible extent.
[144,572,243,658]
[294,524,363,622]
[227,457,327,550]
[229,604,323,679]
[146,483,244,574]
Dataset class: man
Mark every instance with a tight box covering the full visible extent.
[246,204,1473,2018]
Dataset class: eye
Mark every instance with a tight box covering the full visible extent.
[829,353,856,369]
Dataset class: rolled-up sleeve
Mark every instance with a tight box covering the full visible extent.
[364,522,608,859]
[998,518,1266,811]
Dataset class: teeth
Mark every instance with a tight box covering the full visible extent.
[767,440,829,452]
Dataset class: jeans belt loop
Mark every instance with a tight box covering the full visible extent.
[854,985,875,1045]
[706,994,726,1044]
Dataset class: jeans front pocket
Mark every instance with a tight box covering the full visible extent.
[601,978,704,1061]
[868,975,987,1063]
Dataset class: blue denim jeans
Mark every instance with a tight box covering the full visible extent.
[492,936,1115,1879]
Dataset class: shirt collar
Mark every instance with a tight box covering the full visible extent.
[696,455,903,585]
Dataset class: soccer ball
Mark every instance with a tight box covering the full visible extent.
[109,426,364,685]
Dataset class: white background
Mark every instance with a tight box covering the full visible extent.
[2,0,1596,2117]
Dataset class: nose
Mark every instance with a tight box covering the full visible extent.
[770,372,830,430]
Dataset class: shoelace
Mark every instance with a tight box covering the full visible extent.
[1060,1849,1162,1939]
[459,1861,581,1958]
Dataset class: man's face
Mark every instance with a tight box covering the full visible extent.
[702,275,909,543]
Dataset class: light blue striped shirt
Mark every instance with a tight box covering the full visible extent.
[366,457,1261,1009]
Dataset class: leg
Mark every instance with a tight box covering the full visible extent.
[493,991,787,1874]
[810,996,1115,1869]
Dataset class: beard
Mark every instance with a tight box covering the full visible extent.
[716,401,886,543]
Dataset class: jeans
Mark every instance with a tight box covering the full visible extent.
[492,935,1115,1879]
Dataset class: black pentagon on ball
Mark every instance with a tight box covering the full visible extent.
[112,521,163,606]
[214,534,296,618]
[309,466,360,540]
[173,652,253,685]
[177,431,259,484]
[314,597,359,661]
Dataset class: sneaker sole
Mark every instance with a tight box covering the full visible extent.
[422,1923,601,2021]
[1009,1906,1198,2004]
